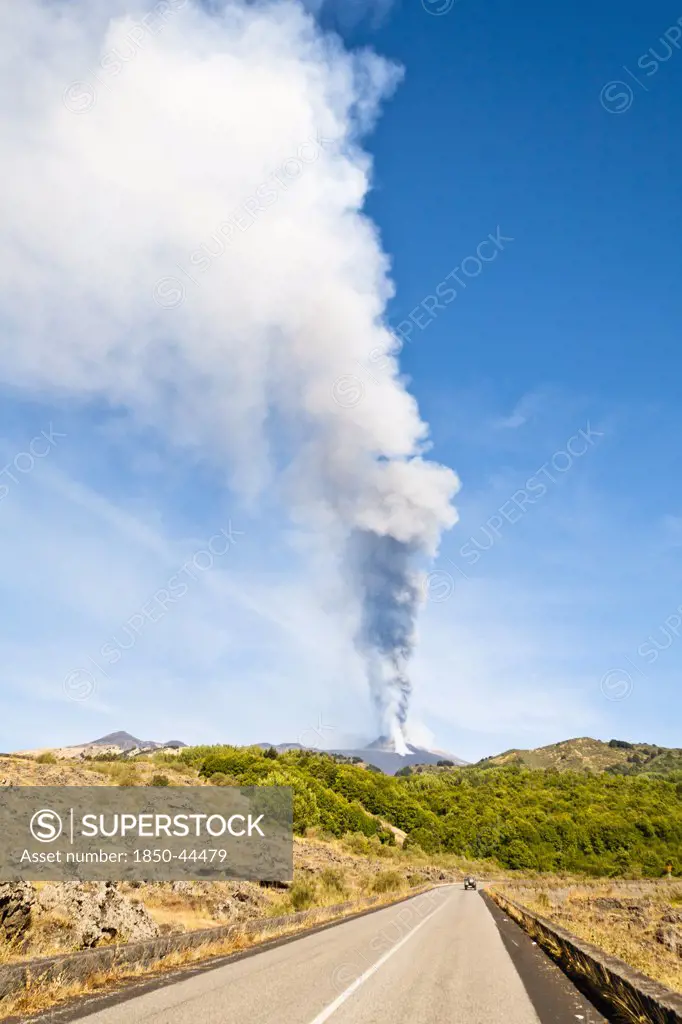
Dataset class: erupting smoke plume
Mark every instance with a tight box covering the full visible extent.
[0,0,460,745]
[349,531,421,753]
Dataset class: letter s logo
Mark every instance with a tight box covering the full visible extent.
[30,809,63,843]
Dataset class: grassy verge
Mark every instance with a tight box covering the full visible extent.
[492,880,682,998]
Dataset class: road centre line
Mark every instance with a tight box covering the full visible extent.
[307,891,451,1024]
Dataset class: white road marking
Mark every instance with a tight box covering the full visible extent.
[308,893,451,1024]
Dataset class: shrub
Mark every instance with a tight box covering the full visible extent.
[371,870,404,894]
[155,758,194,774]
[93,763,141,786]
[405,827,439,854]
[407,872,428,887]
[209,772,240,786]
[262,769,320,835]
[116,772,139,786]
[344,832,371,856]
[83,752,127,762]
[319,868,348,896]
[505,839,537,871]
[35,752,57,764]
[288,879,317,911]
[150,774,170,787]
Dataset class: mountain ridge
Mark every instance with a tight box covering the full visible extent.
[89,731,187,751]
[16,732,681,778]
[474,736,682,776]
[256,738,468,776]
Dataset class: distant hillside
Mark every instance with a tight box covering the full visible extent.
[255,743,307,753]
[328,740,467,775]
[17,731,188,760]
[89,731,187,750]
[476,737,682,776]
[257,737,468,775]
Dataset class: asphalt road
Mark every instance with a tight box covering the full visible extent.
[48,886,607,1024]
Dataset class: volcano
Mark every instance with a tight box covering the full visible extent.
[257,736,468,775]
[327,736,468,775]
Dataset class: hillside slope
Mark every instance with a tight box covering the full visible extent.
[475,737,682,776]
[186,743,682,876]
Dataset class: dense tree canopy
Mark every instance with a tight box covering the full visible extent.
[181,745,682,877]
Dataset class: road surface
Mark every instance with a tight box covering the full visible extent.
[42,886,606,1024]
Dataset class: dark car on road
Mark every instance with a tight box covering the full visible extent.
[463,876,477,890]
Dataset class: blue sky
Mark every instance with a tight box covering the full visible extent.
[0,0,680,760]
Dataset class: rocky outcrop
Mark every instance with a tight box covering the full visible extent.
[0,881,159,950]
[656,920,682,958]
[35,882,159,947]
[162,880,270,926]
[0,882,35,940]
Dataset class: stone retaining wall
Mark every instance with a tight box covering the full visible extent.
[489,888,682,1024]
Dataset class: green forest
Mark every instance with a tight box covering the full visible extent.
[177,745,682,877]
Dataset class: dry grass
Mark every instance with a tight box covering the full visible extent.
[82,759,202,787]
[129,902,218,934]
[0,936,22,967]
[496,879,682,994]
[0,753,204,789]
[0,755,110,787]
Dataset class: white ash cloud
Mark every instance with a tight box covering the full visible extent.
[0,0,459,747]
